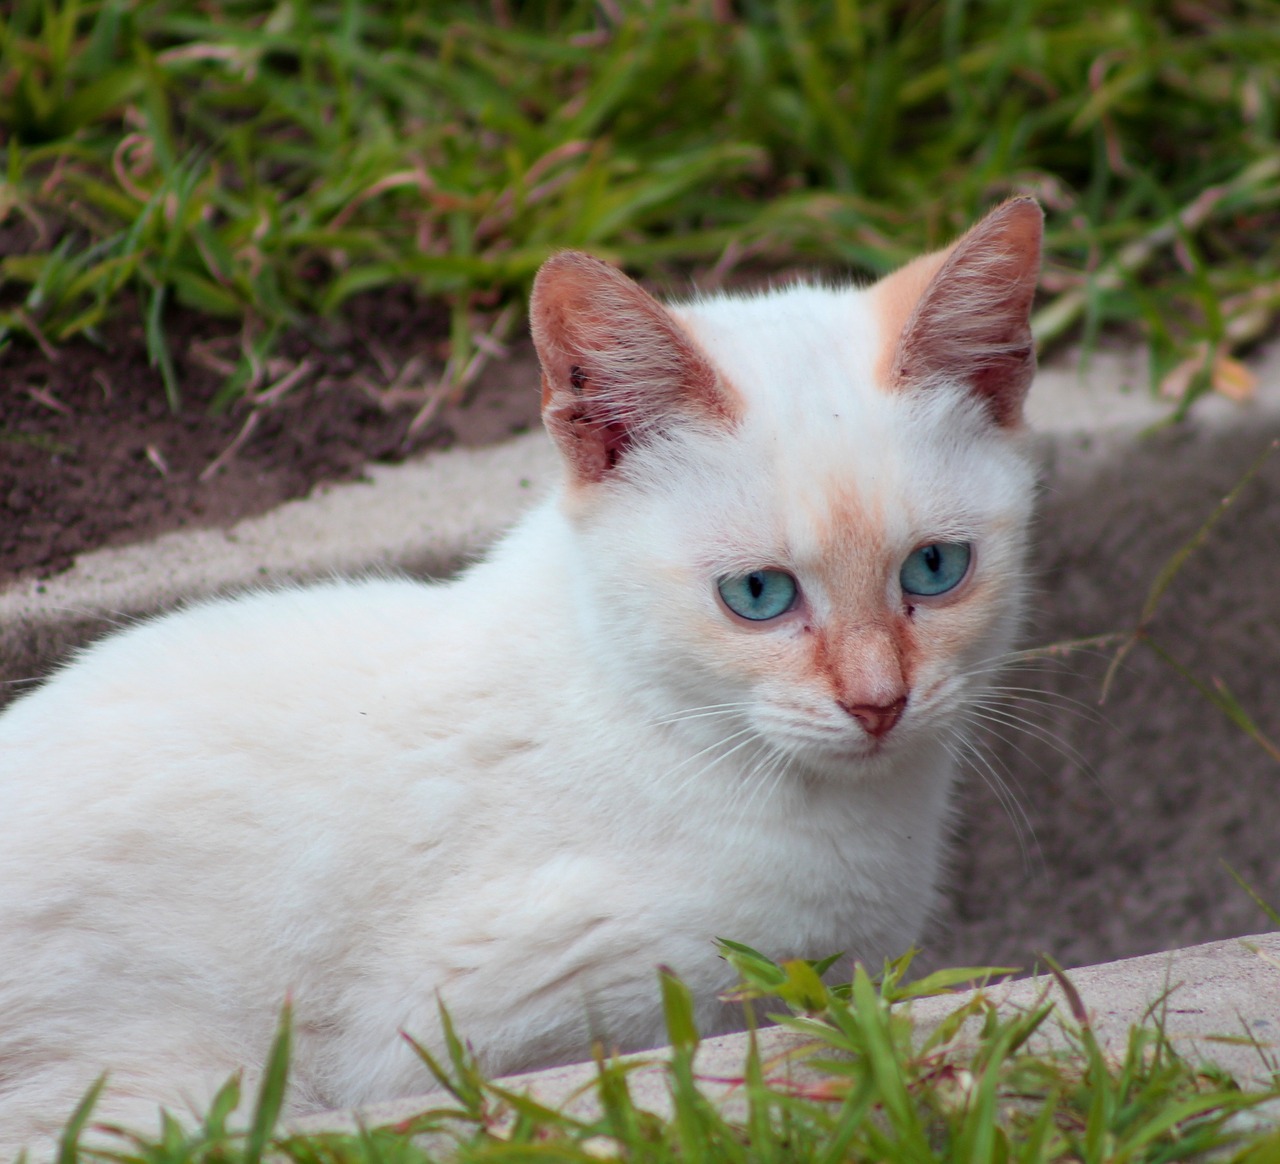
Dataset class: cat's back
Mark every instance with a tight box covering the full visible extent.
[2,576,437,767]
[0,567,553,856]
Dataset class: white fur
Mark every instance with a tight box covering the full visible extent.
[0,271,1036,1156]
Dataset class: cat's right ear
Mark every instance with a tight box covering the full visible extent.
[875,197,1043,428]
[530,252,737,485]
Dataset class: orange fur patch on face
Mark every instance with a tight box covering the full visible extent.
[810,612,914,713]
[804,475,885,559]
[795,478,920,712]
[869,247,955,390]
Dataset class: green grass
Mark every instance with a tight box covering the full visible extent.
[50,942,1280,1163]
[2,0,1279,413]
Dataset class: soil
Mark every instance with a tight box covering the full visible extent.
[0,292,544,587]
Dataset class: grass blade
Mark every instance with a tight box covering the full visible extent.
[244,999,292,1164]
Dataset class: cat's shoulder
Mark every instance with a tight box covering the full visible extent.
[102,575,443,651]
[0,576,448,724]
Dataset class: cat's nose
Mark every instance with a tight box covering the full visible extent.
[840,695,907,739]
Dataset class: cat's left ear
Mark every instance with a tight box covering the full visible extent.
[530,252,737,484]
[876,197,1043,427]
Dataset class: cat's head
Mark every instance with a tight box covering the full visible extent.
[530,199,1042,779]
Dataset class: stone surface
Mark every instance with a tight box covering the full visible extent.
[288,931,1280,1138]
[0,435,556,697]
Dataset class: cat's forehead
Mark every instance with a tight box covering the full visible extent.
[672,285,952,497]
[664,285,1032,562]
[672,283,882,417]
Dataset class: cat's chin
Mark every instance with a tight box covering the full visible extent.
[792,733,909,777]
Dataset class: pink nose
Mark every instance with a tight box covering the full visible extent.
[840,696,907,739]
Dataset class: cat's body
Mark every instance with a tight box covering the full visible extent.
[0,199,1042,1155]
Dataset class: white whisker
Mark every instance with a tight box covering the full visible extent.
[965,705,1098,786]
[664,723,757,774]
[974,683,1110,718]
[943,726,1041,876]
[650,702,755,728]
[665,726,764,802]
[728,742,791,832]
[968,693,1101,727]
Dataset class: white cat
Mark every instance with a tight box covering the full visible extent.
[0,198,1042,1155]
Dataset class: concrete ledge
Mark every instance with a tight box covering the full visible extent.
[289,930,1280,1138]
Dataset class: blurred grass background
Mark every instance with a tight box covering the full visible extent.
[2,0,1278,414]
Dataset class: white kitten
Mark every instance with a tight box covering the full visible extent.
[0,199,1042,1155]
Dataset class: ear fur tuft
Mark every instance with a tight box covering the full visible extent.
[530,252,735,484]
[883,197,1043,427]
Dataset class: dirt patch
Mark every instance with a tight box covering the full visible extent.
[0,292,543,587]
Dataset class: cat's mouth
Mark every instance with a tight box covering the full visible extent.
[776,710,912,764]
[803,729,902,765]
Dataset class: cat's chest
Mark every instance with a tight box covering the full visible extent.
[421,739,943,964]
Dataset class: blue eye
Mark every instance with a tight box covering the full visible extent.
[718,570,798,621]
[900,542,972,597]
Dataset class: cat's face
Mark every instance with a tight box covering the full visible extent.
[531,200,1041,778]
[569,362,1034,777]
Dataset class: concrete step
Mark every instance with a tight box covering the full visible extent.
[6,343,1278,705]
[287,930,1280,1140]
[0,430,557,698]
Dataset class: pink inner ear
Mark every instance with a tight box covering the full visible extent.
[875,198,1043,427]
[530,251,737,483]
[563,373,631,472]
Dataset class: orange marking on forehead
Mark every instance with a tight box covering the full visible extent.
[823,478,872,535]
[869,248,953,391]
[802,475,888,584]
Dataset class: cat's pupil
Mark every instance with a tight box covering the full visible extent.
[923,545,941,573]
[748,572,765,599]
